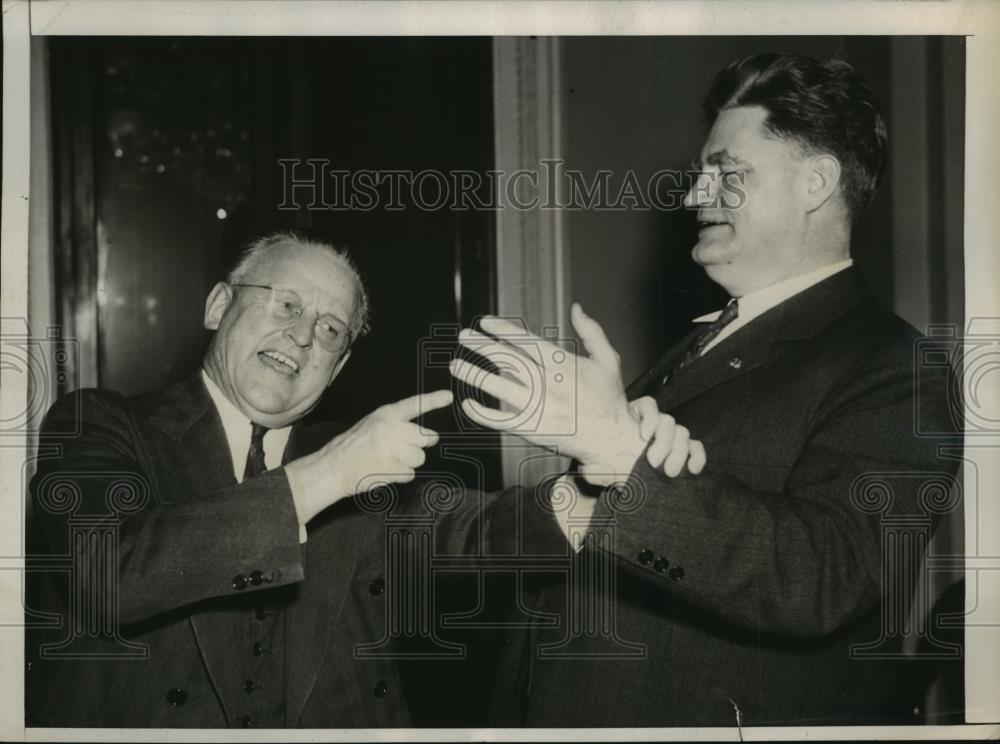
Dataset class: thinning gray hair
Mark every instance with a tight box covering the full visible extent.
[227,231,372,339]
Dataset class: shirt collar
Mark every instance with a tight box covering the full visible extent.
[200,369,292,482]
[693,259,854,324]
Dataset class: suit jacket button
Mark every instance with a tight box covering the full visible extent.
[369,577,386,596]
[166,688,187,706]
[238,714,257,727]
[373,680,388,698]
[653,557,670,573]
[252,642,265,656]
[668,565,685,581]
[249,570,264,586]
[243,678,257,693]
[638,549,654,565]
[232,574,248,590]
[254,607,269,620]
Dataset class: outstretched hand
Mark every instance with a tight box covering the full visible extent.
[450,303,647,486]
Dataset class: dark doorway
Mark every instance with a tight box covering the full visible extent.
[48,35,504,725]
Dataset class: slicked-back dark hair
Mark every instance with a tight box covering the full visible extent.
[703,54,888,221]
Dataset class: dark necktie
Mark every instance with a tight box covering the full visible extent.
[662,299,739,384]
[243,423,269,480]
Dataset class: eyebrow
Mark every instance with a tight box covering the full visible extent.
[691,149,750,170]
[278,284,352,325]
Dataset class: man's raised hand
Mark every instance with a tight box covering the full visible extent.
[285,390,453,525]
[449,303,647,486]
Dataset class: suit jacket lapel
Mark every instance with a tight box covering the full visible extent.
[149,375,361,726]
[626,326,702,399]
[281,422,374,726]
[658,313,782,412]
[156,376,247,723]
[133,373,243,723]
[650,268,870,413]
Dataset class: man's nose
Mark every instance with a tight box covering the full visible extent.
[286,314,315,347]
[684,172,714,209]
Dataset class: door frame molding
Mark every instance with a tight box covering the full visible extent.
[492,37,571,488]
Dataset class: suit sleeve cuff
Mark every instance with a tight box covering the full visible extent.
[549,474,596,553]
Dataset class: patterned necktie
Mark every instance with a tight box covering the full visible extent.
[243,422,269,480]
[662,299,739,384]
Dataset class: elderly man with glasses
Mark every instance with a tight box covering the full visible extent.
[27,232,465,729]
[26,231,705,729]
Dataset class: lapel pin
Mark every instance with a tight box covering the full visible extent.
[729,357,743,370]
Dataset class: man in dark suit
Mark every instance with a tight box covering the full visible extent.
[451,54,959,726]
[25,232,466,727]
[26,229,703,728]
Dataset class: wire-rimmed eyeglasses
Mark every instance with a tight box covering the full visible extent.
[230,283,353,353]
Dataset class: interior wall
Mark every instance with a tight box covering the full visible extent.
[558,36,964,385]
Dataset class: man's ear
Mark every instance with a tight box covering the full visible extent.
[327,350,352,388]
[204,282,234,330]
[804,153,842,213]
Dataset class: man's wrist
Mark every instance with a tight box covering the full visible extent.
[549,472,594,552]
[578,413,647,486]
[285,456,322,525]
[280,461,309,544]
[576,432,647,489]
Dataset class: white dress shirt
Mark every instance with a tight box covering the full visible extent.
[201,370,292,480]
[201,371,307,542]
[695,259,854,356]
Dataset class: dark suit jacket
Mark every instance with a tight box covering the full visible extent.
[489,268,959,727]
[25,373,548,728]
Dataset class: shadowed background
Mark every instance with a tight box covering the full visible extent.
[27,35,965,725]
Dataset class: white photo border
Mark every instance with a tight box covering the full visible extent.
[3,1,999,741]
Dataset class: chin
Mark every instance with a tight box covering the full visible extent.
[238,381,294,415]
[697,260,743,296]
[692,235,736,262]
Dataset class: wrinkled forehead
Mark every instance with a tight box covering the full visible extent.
[247,241,359,318]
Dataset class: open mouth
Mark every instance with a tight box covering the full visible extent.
[258,350,300,376]
[697,218,730,231]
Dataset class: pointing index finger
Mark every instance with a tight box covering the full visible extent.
[379,390,454,421]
